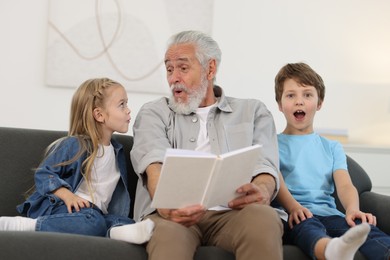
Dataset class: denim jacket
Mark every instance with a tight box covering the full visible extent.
[17,136,130,218]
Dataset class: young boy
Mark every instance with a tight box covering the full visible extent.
[274,62,390,260]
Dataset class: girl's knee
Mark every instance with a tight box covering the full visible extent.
[37,208,107,236]
[77,208,107,236]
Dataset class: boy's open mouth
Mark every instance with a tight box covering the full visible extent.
[294,110,305,119]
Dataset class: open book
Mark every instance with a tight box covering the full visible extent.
[151,144,262,209]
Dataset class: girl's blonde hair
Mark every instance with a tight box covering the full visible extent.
[26,78,122,198]
[67,77,121,183]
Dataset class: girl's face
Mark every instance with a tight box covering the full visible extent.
[278,78,322,135]
[94,85,131,144]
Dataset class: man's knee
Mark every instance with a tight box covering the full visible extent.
[242,204,280,221]
[237,204,283,235]
[146,215,200,259]
[154,218,193,241]
[147,214,201,245]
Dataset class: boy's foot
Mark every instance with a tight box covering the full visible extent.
[325,223,370,260]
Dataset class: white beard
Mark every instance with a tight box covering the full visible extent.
[168,75,208,115]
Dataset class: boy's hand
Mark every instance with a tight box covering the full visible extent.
[288,206,313,229]
[345,209,376,227]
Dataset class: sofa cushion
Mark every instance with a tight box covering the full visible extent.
[0,231,147,260]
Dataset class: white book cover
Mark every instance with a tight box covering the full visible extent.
[151,144,262,209]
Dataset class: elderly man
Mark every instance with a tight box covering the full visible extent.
[131,30,283,260]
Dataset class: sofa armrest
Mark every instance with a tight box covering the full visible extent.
[360,191,390,235]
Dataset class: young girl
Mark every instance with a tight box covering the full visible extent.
[0,78,154,244]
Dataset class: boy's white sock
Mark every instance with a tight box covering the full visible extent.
[0,216,36,231]
[324,222,370,260]
[109,219,154,244]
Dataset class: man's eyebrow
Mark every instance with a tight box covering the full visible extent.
[164,57,190,64]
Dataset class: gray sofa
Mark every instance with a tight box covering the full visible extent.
[0,127,389,260]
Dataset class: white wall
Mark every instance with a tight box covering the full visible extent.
[1,0,390,146]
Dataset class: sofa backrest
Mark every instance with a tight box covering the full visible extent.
[0,127,137,218]
[0,127,67,216]
[0,127,374,219]
[333,156,372,213]
[347,156,372,193]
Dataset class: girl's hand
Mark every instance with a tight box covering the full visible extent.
[288,206,313,229]
[345,209,376,227]
[53,187,91,213]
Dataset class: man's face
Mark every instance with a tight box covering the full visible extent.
[165,43,208,114]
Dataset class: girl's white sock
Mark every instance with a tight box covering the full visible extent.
[0,216,36,231]
[324,222,370,260]
[109,219,154,244]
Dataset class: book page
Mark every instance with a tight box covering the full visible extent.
[151,151,217,209]
[203,144,262,208]
[151,145,262,209]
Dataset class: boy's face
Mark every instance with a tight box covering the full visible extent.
[278,78,322,135]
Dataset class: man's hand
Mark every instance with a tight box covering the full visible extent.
[147,163,206,227]
[228,173,276,209]
[157,204,206,227]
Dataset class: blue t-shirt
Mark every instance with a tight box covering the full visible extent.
[278,133,347,217]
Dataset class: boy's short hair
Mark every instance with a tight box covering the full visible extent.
[274,62,325,104]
